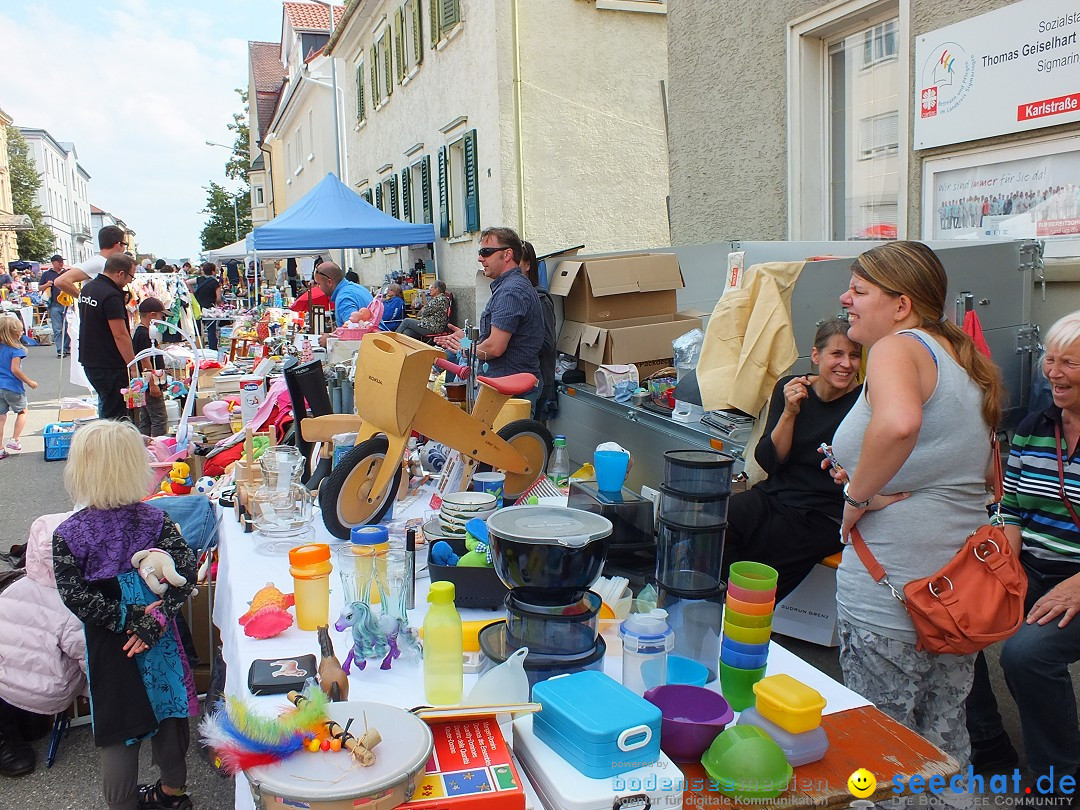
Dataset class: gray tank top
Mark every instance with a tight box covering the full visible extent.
[832,329,992,643]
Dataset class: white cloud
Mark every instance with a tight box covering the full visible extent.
[0,0,284,259]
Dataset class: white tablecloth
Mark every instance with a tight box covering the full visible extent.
[213,493,869,809]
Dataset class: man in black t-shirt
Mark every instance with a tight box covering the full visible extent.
[132,297,168,437]
[192,262,222,351]
[78,254,136,421]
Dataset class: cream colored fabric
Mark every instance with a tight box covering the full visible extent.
[696,261,805,415]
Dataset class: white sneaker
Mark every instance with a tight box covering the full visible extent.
[6,441,21,451]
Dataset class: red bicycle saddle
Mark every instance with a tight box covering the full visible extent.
[477,373,537,396]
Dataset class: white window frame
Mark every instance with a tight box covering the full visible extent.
[447,137,466,238]
[861,19,898,68]
[408,160,424,223]
[307,110,315,161]
[595,0,666,13]
[254,185,265,206]
[295,126,304,174]
[858,111,899,160]
[787,0,908,241]
[402,0,420,77]
[374,28,391,108]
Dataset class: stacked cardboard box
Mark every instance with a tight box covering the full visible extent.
[548,252,702,384]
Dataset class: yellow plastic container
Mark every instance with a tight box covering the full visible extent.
[289,544,333,631]
[752,674,827,733]
[418,619,488,653]
[722,621,772,645]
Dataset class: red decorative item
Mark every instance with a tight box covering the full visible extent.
[241,606,295,639]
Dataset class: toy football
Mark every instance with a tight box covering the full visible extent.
[195,476,216,494]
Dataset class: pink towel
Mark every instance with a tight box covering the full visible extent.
[963,310,992,358]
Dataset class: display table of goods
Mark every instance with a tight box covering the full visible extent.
[213,486,881,810]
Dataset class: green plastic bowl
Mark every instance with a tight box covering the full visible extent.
[701,725,793,801]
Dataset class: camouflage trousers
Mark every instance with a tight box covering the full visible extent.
[839,619,976,771]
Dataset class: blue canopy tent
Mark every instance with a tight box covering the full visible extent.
[247,173,436,304]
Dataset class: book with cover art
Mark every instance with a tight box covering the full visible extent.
[404,715,525,809]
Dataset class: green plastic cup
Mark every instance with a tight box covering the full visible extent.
[728,561,779,592]
[720,661,767,711]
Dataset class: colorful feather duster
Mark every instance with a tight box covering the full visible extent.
[199,684,329,774]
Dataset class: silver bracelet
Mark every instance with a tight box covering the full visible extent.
[843,482,872,509]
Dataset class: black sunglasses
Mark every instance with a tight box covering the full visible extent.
[478,246,510,258]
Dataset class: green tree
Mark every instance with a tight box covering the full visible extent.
[200,89,251,250]
[6,126,56,260]
[200,181,251,251]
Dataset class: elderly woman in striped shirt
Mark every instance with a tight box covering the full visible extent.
[967,310,1080,785]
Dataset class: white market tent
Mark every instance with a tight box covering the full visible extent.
[204,236,328,263]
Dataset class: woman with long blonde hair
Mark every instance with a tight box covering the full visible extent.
[830,241,1003,770]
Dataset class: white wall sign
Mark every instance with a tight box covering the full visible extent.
[914,0,1080,149]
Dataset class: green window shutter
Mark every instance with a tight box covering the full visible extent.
[360,62,369,120]
[437,146,449,238]
[421,155,433,224]
[375,182,383,211]
[429,0,440,47]
[463,129,480,233]
[362,189,373,205]
[401,168,412,223]
[383,32,393,96]
[370,45,379,105]
[413,0,424,65]
[390,174,400,219]
[395,8,405,80]
[440,0,460,29]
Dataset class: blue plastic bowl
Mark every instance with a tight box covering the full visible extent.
[666,655,709,687]
[720,648,769,670]
[721,637,770,657]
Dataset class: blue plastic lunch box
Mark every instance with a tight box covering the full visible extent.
[531,670,662,778]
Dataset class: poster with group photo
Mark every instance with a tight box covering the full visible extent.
[930,147,1080,241]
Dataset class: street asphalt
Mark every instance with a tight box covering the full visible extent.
[0,341,1052,809]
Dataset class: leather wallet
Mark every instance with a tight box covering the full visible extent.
[247,654,318,695]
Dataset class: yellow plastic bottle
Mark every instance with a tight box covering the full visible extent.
[424,581,464,705]
[289,543,333,631]
[349,525,390,604]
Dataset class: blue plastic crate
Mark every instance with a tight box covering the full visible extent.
[43,422,75,462]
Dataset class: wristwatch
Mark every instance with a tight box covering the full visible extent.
[843,482,872,509]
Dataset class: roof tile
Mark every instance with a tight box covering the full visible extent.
[282,2,344,32]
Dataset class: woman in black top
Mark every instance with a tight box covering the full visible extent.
[720,318,863,600]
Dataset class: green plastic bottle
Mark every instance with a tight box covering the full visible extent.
[424,581,464,705]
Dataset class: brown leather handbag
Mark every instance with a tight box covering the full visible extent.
[850,435,1027,655]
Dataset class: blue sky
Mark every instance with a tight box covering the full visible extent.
[0,0,290,260]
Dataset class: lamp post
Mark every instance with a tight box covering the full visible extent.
[312,1,342,180]
[204,140,242,241]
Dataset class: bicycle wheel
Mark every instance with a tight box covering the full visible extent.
[319,435,402,539]
[477,419,554,502]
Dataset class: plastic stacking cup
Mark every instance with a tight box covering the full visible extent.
[594,449,631,492]
[720,647,769,670]
[720,661,768,711]
[726,582,776,604]
[728,561,779,592]
[723,608,773,630]
[723,621,771,645]
[721,637,770,658]
[472,472,506,508]
[725,594,775,616]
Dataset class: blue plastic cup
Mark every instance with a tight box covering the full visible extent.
[720,647,769,670]
[594,449,630,492]
[472,472,505,508]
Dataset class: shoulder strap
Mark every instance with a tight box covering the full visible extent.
[1054,421,1080,531]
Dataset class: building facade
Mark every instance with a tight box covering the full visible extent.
[90,205,137,257]
[667,0,1080,258]
[259,2,346,223]
[0,109,18,268]
[328,0,670,319]
[249,40,287,228]
[17,127,93,263]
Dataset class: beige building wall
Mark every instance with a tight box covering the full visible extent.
[0,110,17,267]
[667,0,1079,248]
[333,0,669,321]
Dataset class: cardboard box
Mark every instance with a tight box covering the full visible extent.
[548,253,684,323]
[404,716,525,808]
[558,312,702,382]
[773,562,840,647]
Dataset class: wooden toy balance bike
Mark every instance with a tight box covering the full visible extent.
[302,331,552,539]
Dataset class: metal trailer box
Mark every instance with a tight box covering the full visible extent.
[550,239,1041,490]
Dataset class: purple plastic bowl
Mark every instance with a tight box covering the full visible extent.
[643,684,734,762]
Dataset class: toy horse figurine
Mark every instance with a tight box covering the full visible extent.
[334,601,389,673]
[316,625,349,701]
[375,586,422,668]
